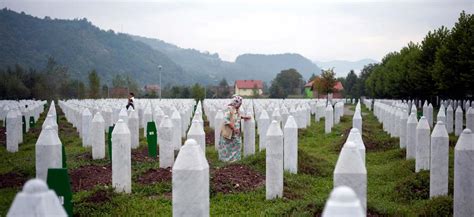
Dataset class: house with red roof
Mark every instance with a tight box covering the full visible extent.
[234,80,263,97]
[304,80,344,99]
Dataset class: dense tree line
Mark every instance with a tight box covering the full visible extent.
[361,11,473,100]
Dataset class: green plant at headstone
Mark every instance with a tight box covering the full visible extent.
[62,145,67,168]
[146,121,157,158]
[108,125,114,161]
[22,116,26,134]
[47,168,73,217]
[29,116,35,128]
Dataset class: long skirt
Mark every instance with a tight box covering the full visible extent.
[218,134,242,162]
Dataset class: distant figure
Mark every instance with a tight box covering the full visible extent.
[126,92,135,110]
[218,95,250,162]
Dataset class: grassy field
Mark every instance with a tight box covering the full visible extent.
[0,104,456,216]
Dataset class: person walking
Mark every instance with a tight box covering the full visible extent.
[218,95,250,162]
[126,92,135,110]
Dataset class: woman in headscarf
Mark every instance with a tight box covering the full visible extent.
[218,95,250,162]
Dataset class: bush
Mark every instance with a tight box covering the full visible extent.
[394,170,430,202]
[419,196,453,217]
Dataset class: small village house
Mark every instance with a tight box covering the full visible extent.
[305,80,344,99]
[234,80,263,97]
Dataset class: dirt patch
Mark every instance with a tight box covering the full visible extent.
[0,126,5,147]
[83,189,115,204]
[205,130,215,146]
[211,164,264,194]
[0,172,28,188]
[69,165,111,192]
[136,168,172,184]
[132,148,155,162]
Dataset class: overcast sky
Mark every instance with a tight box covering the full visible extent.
[1,0,473,62]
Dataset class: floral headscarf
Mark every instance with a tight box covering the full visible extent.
[229,95,243,108]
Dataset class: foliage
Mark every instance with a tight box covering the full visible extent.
[217,78,230,98]
[88,70,101,99]
[312,68,336,99]
[364,11,473,99]
[343,70,358,98]
[191,83,205,102]
[269,68,304,98]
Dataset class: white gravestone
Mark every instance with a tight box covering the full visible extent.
[454,129,474,217]
[7,179,67,217]
[91,112,105,159]
[158,115,174,168]
[112,119,132,193]
[284,115,298,174]
[455,106,463,136]
[334,141,367,213]
[322,186,364,217]
[430,121,449,197]
[406,112,418,159]
[266,120,284,200]
[35,126,62,181]
[172,139,209,217]
[243,112,256,156]
[416,116,431,172]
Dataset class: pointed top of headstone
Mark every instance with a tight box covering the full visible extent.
[215,109,224,118]
[188,120,204,136]
[417,116,430,130]
[455,129,473,151]
[267,120,283,136]
[322,186,364,217]
[92,112,104,123]
[326,104,334,111]
[447,104,453,111]
[428,103,433,108]
[82,108,91,116]
[171,110,181,119]
[284,115,298,129]
[259,109,269,120]
[173,139,209,170]
[408,112,418,124]
[7,110,17,118]
[437,109,446,118]
[335,141,366,174]
[7,178,67,217]
[36,126,61,146]
[432,121,448,138]
[160,115,173,129]
[112,119,130,136]
[456,106,463,113]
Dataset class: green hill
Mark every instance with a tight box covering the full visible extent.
[0,8,194,85]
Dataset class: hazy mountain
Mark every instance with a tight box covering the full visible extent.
[132,36,322,83]
[235,53,322,81]
[0,9,322,86]
[314,59,379,78]
[0,9,195,85]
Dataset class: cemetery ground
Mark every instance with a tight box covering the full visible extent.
[0,104,456,216]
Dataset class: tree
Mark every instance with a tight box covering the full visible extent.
[112,74,126,88]
[218,78,230,98]
[88,69,101,99]
[308,73,318,83]
[191,83,205,102]
[269,68,304,98]
[314,68,337,102]
[78,81,86,99]
[344,70,358,98]
[102,84,109,98]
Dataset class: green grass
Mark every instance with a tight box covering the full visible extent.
[0,104,456,216]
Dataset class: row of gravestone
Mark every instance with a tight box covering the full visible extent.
[2,100,46,153]
[373,99,474,217]
[6,97,359,216]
